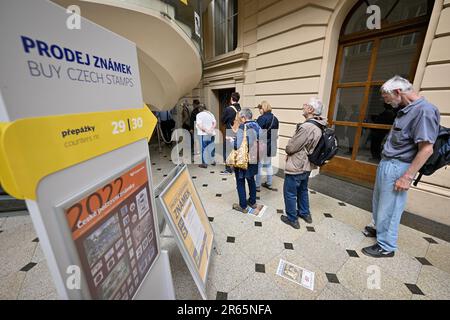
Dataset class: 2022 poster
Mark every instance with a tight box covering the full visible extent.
[64,161,158,299]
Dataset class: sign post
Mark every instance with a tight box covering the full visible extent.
[157,164,214,300]
[0,0,174,299]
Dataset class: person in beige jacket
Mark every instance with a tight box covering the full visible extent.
[281,98,328,229]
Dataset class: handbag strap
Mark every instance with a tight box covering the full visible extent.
[268,114,275,131]
[237,124,247,148]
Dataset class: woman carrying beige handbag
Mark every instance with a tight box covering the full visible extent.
[226,125,248,170]
[229,108,262,214]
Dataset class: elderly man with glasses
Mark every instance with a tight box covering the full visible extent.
[281,98,328,229]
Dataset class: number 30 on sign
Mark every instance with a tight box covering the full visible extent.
[112,117,143,135]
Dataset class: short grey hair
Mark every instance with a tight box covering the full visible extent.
[381,76,413,94]
[240,108,253,120]
[307,97,323,116]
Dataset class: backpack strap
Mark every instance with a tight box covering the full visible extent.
[413,173,423,187]
[301,120,324,156]
[305,119,325,131]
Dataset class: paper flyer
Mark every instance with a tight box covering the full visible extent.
[247,204,267,218]
[276,259,315,291]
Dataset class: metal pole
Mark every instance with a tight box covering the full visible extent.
[156,121,162,153]
[175,126,181,165]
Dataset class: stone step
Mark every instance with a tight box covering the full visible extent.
[0,193,27,213]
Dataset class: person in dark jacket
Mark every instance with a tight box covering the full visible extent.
[221,92,241,175]
[230,108,261,213]
[255,101,279,191]
[190,99,202,155]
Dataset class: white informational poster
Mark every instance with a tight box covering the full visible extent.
[181,198,206,255]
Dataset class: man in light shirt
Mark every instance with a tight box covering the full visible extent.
[196,104,217,168]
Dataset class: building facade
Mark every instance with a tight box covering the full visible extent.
[185,0,450,231]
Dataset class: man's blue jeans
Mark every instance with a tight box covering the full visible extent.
[201,135,215,165]
[235,173,257,209]
[373,158,410,252]
[256,158,273,187]
[283,172,311,222]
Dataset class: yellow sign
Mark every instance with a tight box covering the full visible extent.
[159,167,213,284]
[180,0,188,5]
[0,106,157,200]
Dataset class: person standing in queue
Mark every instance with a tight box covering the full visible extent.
[281,98,327,229]
[221,92,241,175]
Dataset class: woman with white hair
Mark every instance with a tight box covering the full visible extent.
[230,108,262,213]
[281,97,328,229]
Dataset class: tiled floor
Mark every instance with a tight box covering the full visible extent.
[1,144,450,300]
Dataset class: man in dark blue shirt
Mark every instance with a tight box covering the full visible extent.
[362,76,440,258]
[220,92,241,175]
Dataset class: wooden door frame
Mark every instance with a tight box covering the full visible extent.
[322,4,431,186]
[213,87,235,140]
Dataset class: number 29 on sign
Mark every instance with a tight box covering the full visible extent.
[112,117,143,135]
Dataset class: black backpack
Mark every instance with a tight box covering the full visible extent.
[413,126,450,186]
[306,120,338,166]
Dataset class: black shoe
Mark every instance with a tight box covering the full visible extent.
[362,244,395,258]
[363,226,377,238]
[298,214,312,224]
[220,170,233,175]
[262,182,272,190]
[199,164,208,169]
[280,215,300,229]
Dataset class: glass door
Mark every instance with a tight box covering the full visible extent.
[323,29,427,185]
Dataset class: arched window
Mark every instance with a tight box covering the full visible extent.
[323,0,434,185]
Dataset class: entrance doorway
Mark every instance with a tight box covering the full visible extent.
[214,88,235,138]
[322,0,434,186]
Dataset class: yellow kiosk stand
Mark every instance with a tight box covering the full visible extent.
[0,0,174,299]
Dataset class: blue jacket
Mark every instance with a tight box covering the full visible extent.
[256,112,279,157]
[234,120,261,179]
